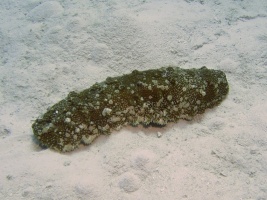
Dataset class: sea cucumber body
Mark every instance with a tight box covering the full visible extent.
[32,66,229,152]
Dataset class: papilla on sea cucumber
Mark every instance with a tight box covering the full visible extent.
[32,66,229,152]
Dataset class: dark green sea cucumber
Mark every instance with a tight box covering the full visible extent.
[32,66,229,152]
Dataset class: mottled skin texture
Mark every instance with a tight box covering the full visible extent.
[32,66,229,152]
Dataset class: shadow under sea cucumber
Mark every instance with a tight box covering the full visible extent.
[32,66,229,152]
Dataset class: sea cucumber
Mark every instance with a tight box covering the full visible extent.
[32,66,229,152]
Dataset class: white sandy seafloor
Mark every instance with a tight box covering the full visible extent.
[0,0,267,199]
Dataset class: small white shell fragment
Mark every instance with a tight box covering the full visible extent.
[157,132,162,138]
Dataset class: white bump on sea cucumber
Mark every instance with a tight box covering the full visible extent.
[102,108,112,116]
[82,134,99,144]
[65,118,71,123]
[63,144,75,152]
[167,95,172,101]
